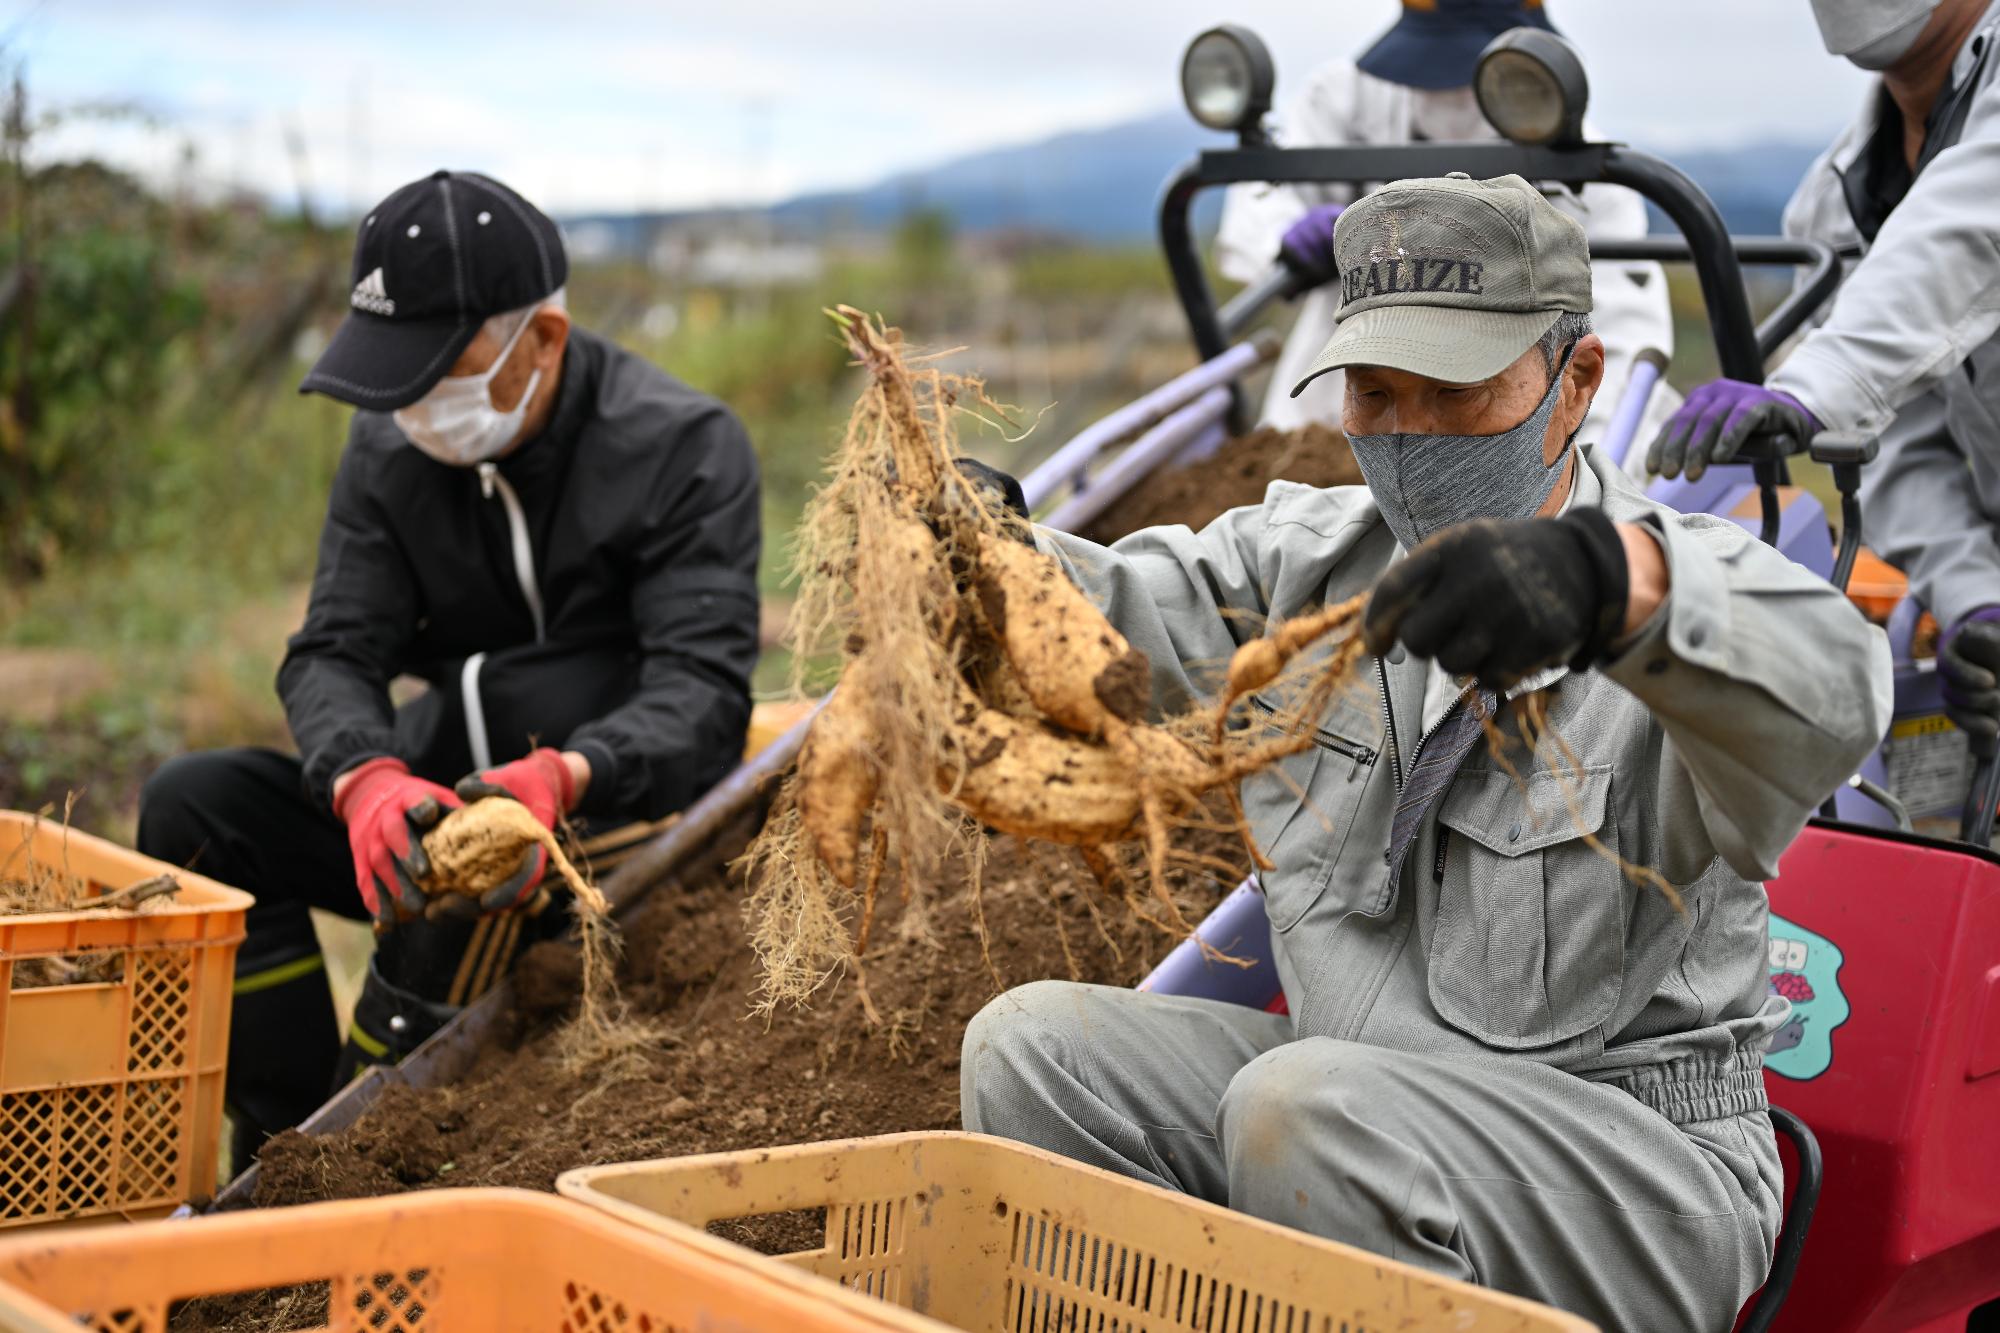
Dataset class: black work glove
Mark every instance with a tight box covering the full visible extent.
[1363,509,1632,690]
[1942,612,2000,758]
[953,457,1029,519]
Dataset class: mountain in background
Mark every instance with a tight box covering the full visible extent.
[1642,141,1825,236]
[564,113,1825,253]
[765,111,1232,240]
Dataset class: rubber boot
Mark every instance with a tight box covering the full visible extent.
[333,957,463,1086]
[227,951,340,1167]
[332,905,552,1085]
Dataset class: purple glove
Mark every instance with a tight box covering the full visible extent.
[1942,607,2000,757]
[1278,204,1345,283]
[1647,379,1820,481]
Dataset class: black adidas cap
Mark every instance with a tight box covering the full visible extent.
[300,170,568,410]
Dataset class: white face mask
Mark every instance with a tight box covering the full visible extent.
[1410,86,1497,143]
[394,308,544,466]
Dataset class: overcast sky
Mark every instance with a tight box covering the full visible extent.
[13,0,1871,217]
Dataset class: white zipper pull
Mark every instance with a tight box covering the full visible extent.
[476,462,546,643]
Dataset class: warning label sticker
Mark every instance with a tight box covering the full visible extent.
[1886,711,1973,818]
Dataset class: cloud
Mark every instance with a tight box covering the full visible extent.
[15,0,1871,215]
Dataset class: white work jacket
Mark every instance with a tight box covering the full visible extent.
[1774,2,2000,630]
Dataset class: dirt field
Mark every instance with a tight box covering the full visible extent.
[253,835,1202,1212]
[170,834,1225,1331]
[170,424,1346,1332]
[1080,423,1359,543]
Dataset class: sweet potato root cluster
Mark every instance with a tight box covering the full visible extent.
[743,308,1373,1011]
[419,797,654,1065]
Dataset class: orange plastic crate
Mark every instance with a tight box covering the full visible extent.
[0,1187,927,1332]
[560,1132,1595,1332]
[0,810,251,1228]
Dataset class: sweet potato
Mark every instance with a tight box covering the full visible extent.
[975,531,1150,737]
[795,685,879,888]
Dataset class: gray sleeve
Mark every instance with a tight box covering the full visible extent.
[1034,507,1273,716]
[1768,79,2000,433]
[1599,512,1892,880]
[1859,387,2000,629]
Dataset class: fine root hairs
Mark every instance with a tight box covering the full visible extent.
[419,797,662,1068]
[743,304,1378,1013]
[1481,691,1686,915]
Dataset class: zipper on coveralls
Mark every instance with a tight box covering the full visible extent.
[1249,696,1376,767]
[1377,655,1474,788]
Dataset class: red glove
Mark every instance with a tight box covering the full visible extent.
[332,758,462,928]
[453,748,575,912]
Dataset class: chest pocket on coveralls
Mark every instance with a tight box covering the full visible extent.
[1429,763,1624,1049]
[1240,693,1380,932]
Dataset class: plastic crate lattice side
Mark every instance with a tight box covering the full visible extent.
[1005,1211,1323,1333]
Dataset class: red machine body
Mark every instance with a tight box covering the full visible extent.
[1762,824,2000,1331]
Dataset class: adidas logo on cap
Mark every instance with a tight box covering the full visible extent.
[350,267,395,316]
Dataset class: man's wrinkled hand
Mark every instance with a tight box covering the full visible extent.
[1363,511,1631,690]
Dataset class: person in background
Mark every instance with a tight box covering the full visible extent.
[1216,0,1676,455]
[136,171,761,1158]
[1654,0,2000,757]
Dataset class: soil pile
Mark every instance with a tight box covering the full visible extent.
[250,831,1237,1212]
[1081,422,1359,544]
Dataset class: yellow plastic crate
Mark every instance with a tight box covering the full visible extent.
[0,811,251,1227]
[0,1187,933,1331]
[559,1131,1596,1333]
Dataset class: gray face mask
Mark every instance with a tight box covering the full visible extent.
[1346,345,1575,551]
[1809,0,1939,69]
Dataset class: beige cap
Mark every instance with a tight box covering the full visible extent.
[1291,173,1592,393]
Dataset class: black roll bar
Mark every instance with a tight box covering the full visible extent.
[1159,141,1807,537]
[1586,236,1843,365]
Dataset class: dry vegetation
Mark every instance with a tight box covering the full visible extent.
[1,799,182,985]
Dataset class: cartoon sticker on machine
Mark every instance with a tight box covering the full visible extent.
[1764,913,1850,1080]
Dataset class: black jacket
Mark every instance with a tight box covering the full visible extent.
[279,328,761,822]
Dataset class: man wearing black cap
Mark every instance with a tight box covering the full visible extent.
[1216,0,1675,452]
[136,170,761,1156]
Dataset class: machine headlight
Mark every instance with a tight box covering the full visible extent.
[1180,26,1275,139]
[1474,28,1589,146]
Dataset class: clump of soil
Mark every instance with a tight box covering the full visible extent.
[247,828,1238,1217]
[1081,423,1360,544]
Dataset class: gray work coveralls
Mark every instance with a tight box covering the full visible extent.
[962,447,1891,1331]
[1773,2,2000,631]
